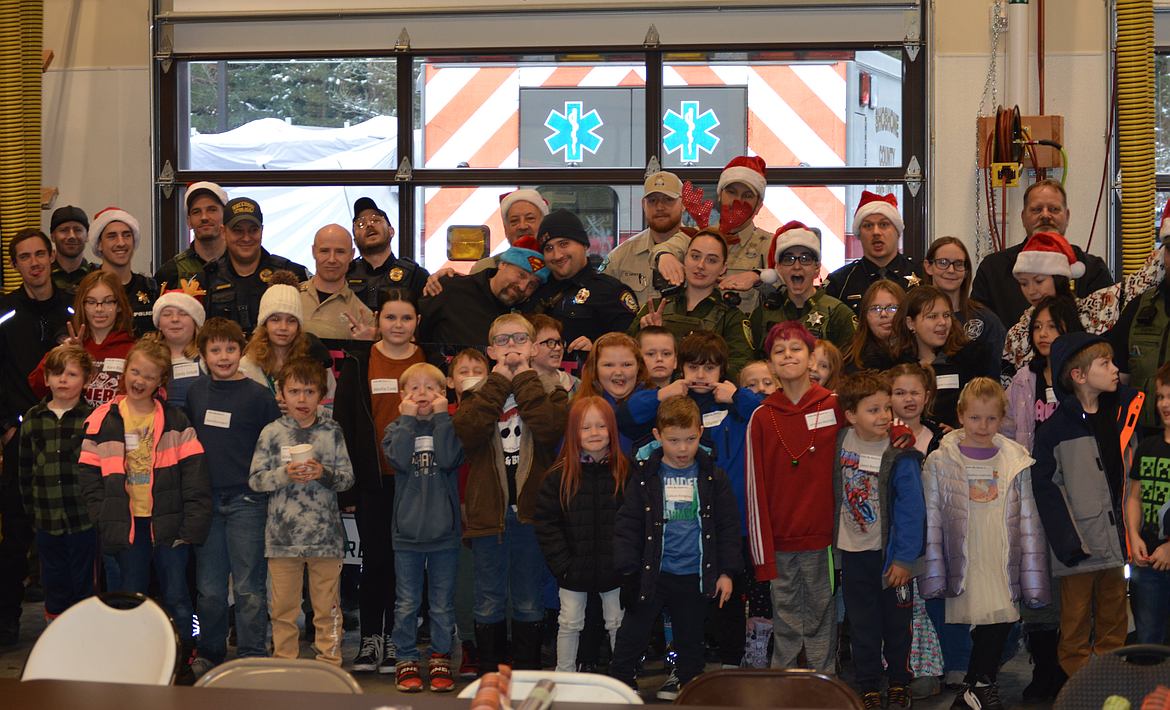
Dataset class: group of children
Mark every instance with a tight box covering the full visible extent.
[16,269,1165,710]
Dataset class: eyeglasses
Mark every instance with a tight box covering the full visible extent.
[491,332,531,347]
[867,304,899,316]
[537,338,566,351]
[927,257,968,273]
[83,298,118,310]
[353,216,386,230]
[778,253,818,266]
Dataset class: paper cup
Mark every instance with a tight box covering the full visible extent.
[289,444,313,465]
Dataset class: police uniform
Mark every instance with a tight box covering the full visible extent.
[347,254,428,310]
[50,259,96,295]
[599,228,686,306]
[629,291,753,380]
[524,266,638,351]
[749,287,856,356]
[123,272,160,335]
[823,253,923,315]
[194,249,310,335]
[1112,280,1170,430]
[649,221,773,313]
[299,282,375,341]
[154,247,209,292]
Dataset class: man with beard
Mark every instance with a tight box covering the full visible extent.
[48,205,96,294]
[418,237,549,351]
[0,229,74,645]
[423,189,550,296]
[971,179,1114,328]
[90,207,160,335]
[155,182,228,290]
[823,191,924,315]
[347,197,428,308]
[599,171,687,305]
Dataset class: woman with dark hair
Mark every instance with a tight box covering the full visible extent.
[891,285,990,428]
[923,237,1004,380]
[845,279,906,373]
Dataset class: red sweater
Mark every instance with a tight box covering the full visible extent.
[746,384,843,581]
[29,330,136,408]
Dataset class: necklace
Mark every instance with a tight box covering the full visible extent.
[768,398,821,466]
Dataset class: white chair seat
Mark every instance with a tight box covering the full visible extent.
[195,657,363,693]
[458,670,643,704]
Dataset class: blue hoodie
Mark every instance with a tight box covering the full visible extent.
[381,411,466,552]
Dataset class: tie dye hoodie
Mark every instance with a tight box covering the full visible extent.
[249,414,355,558]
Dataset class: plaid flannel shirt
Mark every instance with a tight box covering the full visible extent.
[18,398,94,534]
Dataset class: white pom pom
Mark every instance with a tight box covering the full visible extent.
[760,268,779,285]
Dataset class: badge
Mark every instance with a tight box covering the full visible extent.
[746,249,757,259]
[574,288,590,304]
[904,273,921,287]
[259,269,273,283]
[389,267,404,282]
[806,311,824,327]
[620,291,637,312]
[965,318,985,339]
[136,291,149,304]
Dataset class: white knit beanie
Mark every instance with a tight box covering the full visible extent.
[90,207,141,258]
[152,291,206,329]
[257,284,303,327]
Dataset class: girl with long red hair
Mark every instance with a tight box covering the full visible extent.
[533,396,630,673]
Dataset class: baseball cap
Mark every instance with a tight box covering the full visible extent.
[643,171,682,199]
[51,205,88,232]
[224,198,263,228]
[353,197,387,220]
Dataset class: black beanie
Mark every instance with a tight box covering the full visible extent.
[536,209,589,251]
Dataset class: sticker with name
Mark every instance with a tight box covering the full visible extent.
[702,410,728,428]
[173,362,200,379]
[858,453,882,473]
[936,373,960,390]
[415,436,434,452]
[371,378,398,395]
[104,358,125,374]
[281,446,292,463]
[967,464,995,480]
[124,433,140,450]
[1046,387,1057,404]
[804,410,838,429]
[665,484,693,502]
[204,410,232,428]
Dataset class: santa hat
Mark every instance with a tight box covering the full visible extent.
[185,182,229,211]
[498,235,551,283]
[1160,199,1170,241]
[1012,232,1085,279]
[152,291,206,329]
[852,191,904,237]
[760,221,821,285]
[499,189,550,222]
[717,156,767,199]
[89,207,141,258]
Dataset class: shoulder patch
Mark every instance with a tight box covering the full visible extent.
[621,291,637,313]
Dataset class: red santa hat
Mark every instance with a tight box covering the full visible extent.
[760,221,821,285]
[1012,232,1085,279]
[1160,199,1170,240]
[499,189,550,221]
[89,207,141,259]
[852,191,904,237]
[716,156,767,199]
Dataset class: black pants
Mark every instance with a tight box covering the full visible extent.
[841,550,913,687]
[356,485,396,638]
[966,622,1014,683]
[0,437,33,624]
[610,573,708,687]
[711,538,752,666]
[576,592,605,666]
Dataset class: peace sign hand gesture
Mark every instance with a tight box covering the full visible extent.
[61,322,86,346]
[640,298,667,329]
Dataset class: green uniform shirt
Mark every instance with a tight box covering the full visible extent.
[629,291,753,381]
[749,286,856,357]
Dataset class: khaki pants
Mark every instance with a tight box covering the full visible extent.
[1057,567,1128,676]
[269,557,343,666]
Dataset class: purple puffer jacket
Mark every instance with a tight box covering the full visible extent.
[1000,367,1039,453]
[919,430,1050,608]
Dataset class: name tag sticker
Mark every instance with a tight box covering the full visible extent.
[173,362,200,379]
[937,373,960,390]
[702,410,728,428]
[281,446,292,463]
[804,410,837,429]
[967,464,995,480]
[371,378,398,395]
[665,484,692,502]
[204,410,232,428]
[104,358,124,374]
[415,436,434,453]
[858,453,882,473]
[1046,387,1057,403]
[124,433,140,450]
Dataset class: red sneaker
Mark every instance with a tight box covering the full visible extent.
[395,660,424,692]
[460,640,478,679]
[429,653,455,692]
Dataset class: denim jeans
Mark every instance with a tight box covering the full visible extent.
[557,587,622,672]
[924,597,973,674]
[471,507,545,624]
[392,547,460,661]
[1132,565,1170,644]
[115,517,194,641]
[36,527,97,618]
[195,491,270,662]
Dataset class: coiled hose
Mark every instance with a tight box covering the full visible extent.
[0,0,43,292]
[1117,0,1155,276]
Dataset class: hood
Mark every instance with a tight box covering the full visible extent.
[936,428,1034,474]
[1048,331,1108,401]
[87,329,137,356]
[761,382,836,415]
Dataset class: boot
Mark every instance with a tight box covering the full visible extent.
[1021,628,1061,702]
[474,621,508,677]
[510,619,545,670]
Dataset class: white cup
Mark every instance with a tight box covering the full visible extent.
[289,444,313,465]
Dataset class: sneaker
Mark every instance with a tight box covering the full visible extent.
[656,671,682,701]
[428,653,455,692]
[909,676,940,699]
[0,618,19,647]
[190,657,216,679]
[352,635,383,673]
[380,635,398,674]
[23,582,45,604]
[395,660,424,692]
[944,671,967,689]
[887,683,912,708]
[962,679,1004,710]
[460,640,478,678]
[859,689,883,709]
[949,686,970,709]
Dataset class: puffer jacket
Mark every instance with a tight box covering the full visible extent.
[534,459,626,593]
[919,430,1050,608]
[1001,366,1042,453]
[78,396,212,554]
